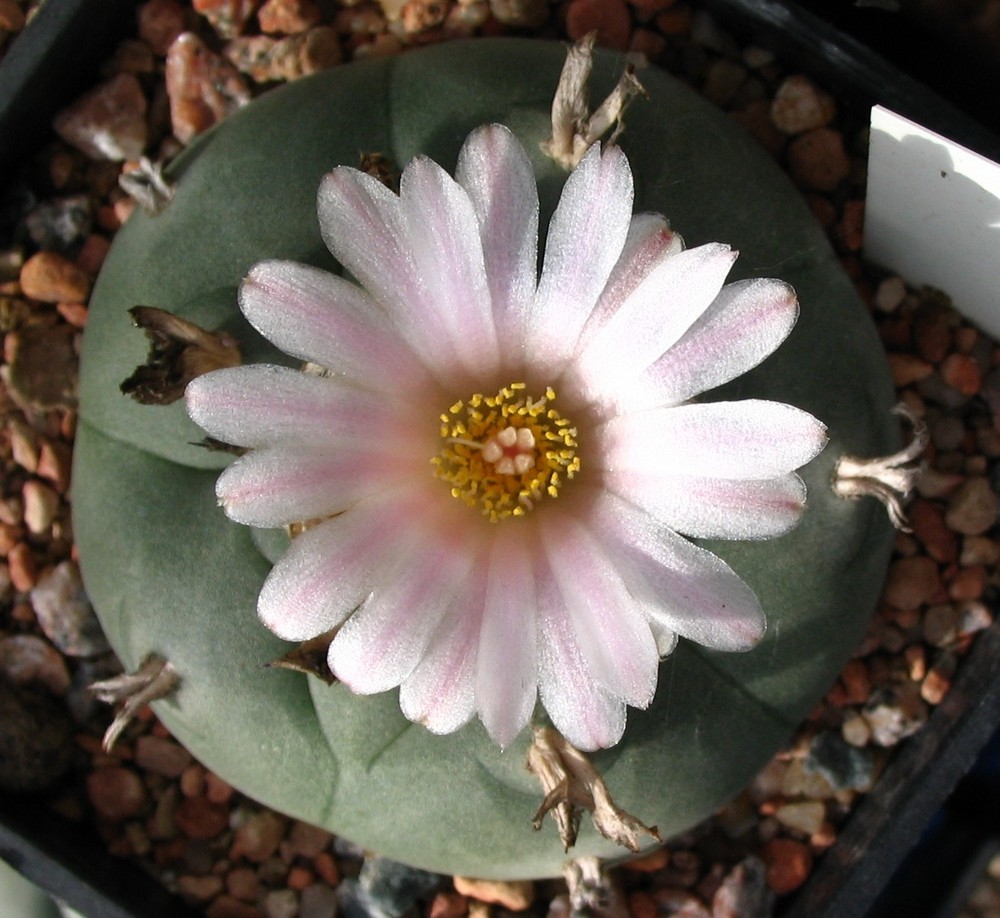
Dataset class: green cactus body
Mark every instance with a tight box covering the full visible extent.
[75,39,896,878]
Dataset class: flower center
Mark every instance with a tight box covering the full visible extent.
[433,382,580,522]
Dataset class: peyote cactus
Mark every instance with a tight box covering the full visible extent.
[75,39,899,879]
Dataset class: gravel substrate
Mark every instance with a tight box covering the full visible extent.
[2,2,999,917]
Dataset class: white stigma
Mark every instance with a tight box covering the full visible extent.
[482,425,536,476]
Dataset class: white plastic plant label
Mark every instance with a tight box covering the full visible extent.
[865,105,1000,337]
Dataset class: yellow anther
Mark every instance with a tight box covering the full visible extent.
[432,382,580,522]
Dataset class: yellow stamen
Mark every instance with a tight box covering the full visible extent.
[432,383,581,522]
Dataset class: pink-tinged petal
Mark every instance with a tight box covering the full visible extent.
[609,278,800,414]
[538,510,658,708]
[571,243,737,402]
[187,365,423,450]
[573,213,683,356]
[216,442,421,527]
[399,156,500,378]
[399,577,484,735]
[536,581,627,751]
[606,470,807,540]
[257,489,418,641]
[239,261,431,392]
[456,124,539,346]
[528,143,634,368]
[317,167,467,382]
[476,524,537,748]
[597,400,828,480]
[328,527,484,694]
[592,493,766,651]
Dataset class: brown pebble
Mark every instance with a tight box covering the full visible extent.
[770,74,836,135]
[430,891,469,918]
[206,895,263,918]
[75,234,111,276]
[453,877,535,910]
[226,866,261,902]
[166,32,251,144]
[565,0,632,50]
[0,0,27,31]
[923,604,958,647]
[178,873,225,904]
[489,0,548,28]
[909,499,959,563]
[258,0,320,33]
[940,353,981,395]
[883,555,941,610]
[205,770,235,803]
[841,714,871,747]
[87,767,148,821]
[285,820,332,858]
[0,684,74,791]
[887,353,934,386]
[230,810,286,862]
[787,127,850,191]
[874,276,907,313]
[180,762,206,797]
[175,795,230,839]
[625,845,671,872]
[20,252,91,304]
[138,0,188,55]
[655,5,692,34]
[627,891,659,918]
[775,801,826,836]
[312,850,340,886]
[0,634,71,695]
[22,480,59,535]
[921,654,957,705]
[53,73,148,161]
[135,734,193,778]
[949,565,985,601]
[945,477,998,536]
[192,0,258,39]
[911,301,952,363]
[905,643,927,681]
[8,543,37,592]
[839,659,870,705]
[287,865,314,890]
[763,838,812,894]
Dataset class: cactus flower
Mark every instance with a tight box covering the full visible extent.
[185,123,828,753]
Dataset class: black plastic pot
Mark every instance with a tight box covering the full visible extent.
[2,2,1000,916]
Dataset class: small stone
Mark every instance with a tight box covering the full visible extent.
[87,767,149,821]
[949,565,985,601]
[770,75,836,134]
[804,731,875,791]
[136,734,194,777]
[0,683,75,791]
[839,659,870,705]
[628,891,658,918]
[931,415,966,451]
[226,27,341,82]
[264,889,299,918]
[874,276,906,313]
[166,33,251,144]
[192,0,258,38]
[231,810,287,862]
[702,58,747,107]
[205,770,235,803]
[454,877,534,910]
[883,555,942,610]
[24,195,93,254]
[175,795,230,839]
[763,839,811,895]
[917,468,964,500]
[313,851,340,886]
[841,714,871,747]
[286,820,332,858]
[566,0,632,51]
[227,867,262,901]
[888,353,934,386]
[22,479,59,535]
[775,801,826,836]
[731,99,787,157]
[430,891,469,918]
[178,874,226,903]
[945,477,998,535]
[624,846,670,872]
[787,127,850,191]
[923,604,958,646]
[961,536,999,566]
[259,0,321,33]
[911,300,953,363]
[206,896,263,918]
[8,418,38,472]
[909,499,958,563]
[0,0,26,31]
[940,353,982,395]
[7,543,37,592]
[489,0,548,28]
[863,684,928,747]
[0,634,71,695]
[139,0,188,55]
[75,233,111,276]
[53,73,148,161]
[19,251,91,303]
[31,561,110,657]
[921,653,956,705]
[958,600,992,636]
[37,438,73,492]
[300,883,338,918]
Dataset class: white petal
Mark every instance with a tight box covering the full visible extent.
[571,243,737,402]
[216,442,420,528]
[593,493,766,651]
[399,576,484,735]
[327,524,483,694]
[317,167,468,382]
[239,260,431,392]
[606,469,808,540]
[187,365,419,450]
[399,156,500,379]
[538,510,658,708]
[633,278,800,410]
[476,524,538,748]
[528,143,634,369]
[456,124,539,346]
[597,400,828,480]
[257,489,417,641]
